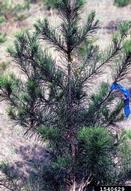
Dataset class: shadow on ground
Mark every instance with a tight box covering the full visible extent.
[0,144,50,190]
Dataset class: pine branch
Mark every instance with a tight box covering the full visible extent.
[79,37,123,85]
[8,31,65,90]
[35,19,67,54]
[73,11,99,49]
[58,0,84,23]
[114,54,131,82]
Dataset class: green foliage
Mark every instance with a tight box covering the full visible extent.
[0,74,13,94]
[0,74,17,90]
[6,106,16,119]
[42,155,72,191]
[0,0,30,21]
[83,83,124,126]
[0,162,18,180]
[14,14,29,21]
[78,127,112,144]
[0,32,7,44]
[13,2,30,12]
[0,16,6,24]
[117,130,131,176]
[28,0,38,3]
[123,40,131,54]
[43,0,64,9]
[43,0,85,9]
[120,128,131,141]
[114,0,129,7]
[0,0,13,18]
[41,127,131,189]
[52,155,71,169]
[0,61,9,74]
[119,22,131,34]
[38,126,61,141]
[77,127,115,184]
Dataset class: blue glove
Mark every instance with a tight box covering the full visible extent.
[111,82,130,118]
[124,98,130,118]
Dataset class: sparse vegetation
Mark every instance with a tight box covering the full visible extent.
[43,0,63,9]
[114,0,129,7]
[43,0,85,9]
[0,32,7,44]
[0,61,9,73]
[0,0,30,21]
[28,0,38,3]
[0,16,6,24]
[14,14,29,22]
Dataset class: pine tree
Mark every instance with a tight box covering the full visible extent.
[0,0,131,190]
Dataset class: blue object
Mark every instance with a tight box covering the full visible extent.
[124,98,130,118]
[111,82,130,118]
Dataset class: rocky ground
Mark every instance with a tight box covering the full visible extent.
[0,0,131,189]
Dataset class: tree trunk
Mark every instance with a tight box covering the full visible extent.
[67,51,78,191]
